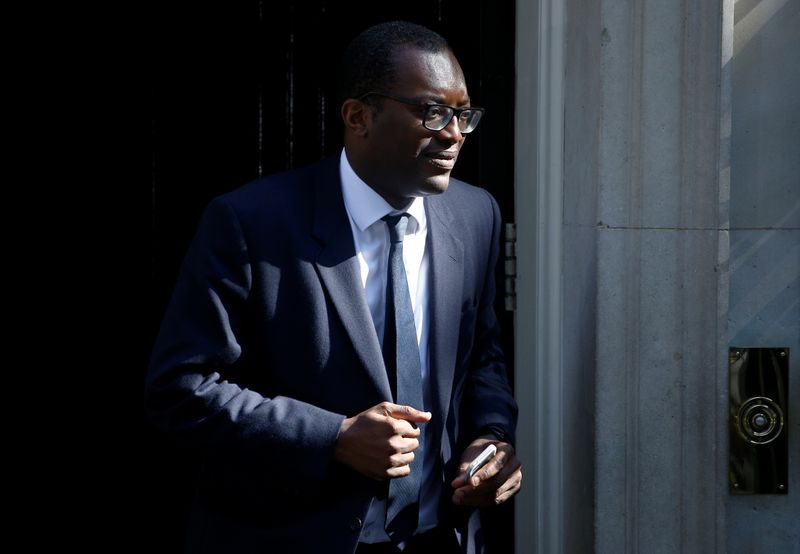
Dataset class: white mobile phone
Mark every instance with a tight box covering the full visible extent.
[465,444,497,482]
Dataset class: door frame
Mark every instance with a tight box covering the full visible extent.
[514,0,567,552]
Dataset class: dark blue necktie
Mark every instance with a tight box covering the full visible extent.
[382,213,424,546]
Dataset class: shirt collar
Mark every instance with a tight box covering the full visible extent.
[339,148,425,232]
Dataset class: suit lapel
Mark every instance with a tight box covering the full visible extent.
[426,195,464,433]
[311,159,392,402]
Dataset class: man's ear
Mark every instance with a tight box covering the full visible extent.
[341,99,371,138]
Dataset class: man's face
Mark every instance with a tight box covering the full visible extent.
[360,47,470,207]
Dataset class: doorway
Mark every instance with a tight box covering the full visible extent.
[145,2,516,551]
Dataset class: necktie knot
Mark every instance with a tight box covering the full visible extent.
[383,213,409,243]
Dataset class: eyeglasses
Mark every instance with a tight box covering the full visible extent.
[356,91,485,134]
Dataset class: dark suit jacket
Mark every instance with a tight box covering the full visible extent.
[146,156,517,553]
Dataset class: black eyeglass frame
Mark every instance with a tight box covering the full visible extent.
[356,91,485,134]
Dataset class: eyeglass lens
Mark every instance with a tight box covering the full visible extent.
[425,105,483,133]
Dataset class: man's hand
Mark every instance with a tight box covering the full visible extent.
[450,437,522,507]
[334,402,431,480]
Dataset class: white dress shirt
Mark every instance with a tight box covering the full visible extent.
[339,149,438,542]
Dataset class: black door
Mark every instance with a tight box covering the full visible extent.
[145,2,515,550]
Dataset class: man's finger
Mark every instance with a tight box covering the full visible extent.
[384,403,432,423]
[493,468,523,504]
[473,452,506,483]
[390,419,421,438]
[386,464,412,479]
[452,462,522,506]
[388,451,415,468]
[495,467,523,496]
[450,471,467,489]
[389,435,421,454]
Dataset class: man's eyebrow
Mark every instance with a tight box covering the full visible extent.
[423,95,472,105]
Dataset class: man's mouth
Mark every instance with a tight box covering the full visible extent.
[424,150,458,170]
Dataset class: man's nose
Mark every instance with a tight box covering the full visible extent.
[436,115,464,143]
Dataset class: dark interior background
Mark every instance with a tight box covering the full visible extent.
[143,1,516,551]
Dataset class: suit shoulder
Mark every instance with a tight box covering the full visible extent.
[218,164,316,211]
[207,157,337,224]
[443,178,499,218]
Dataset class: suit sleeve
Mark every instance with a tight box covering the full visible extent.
[145,197,345,494]
[459,191,518,446]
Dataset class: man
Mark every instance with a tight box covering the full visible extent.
[146,21,521,554]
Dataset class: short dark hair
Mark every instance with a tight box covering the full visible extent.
[338,21,451,105]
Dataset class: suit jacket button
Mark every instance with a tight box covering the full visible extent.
[349,516,363,531]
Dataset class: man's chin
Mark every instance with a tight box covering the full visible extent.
[420,173,451,196]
